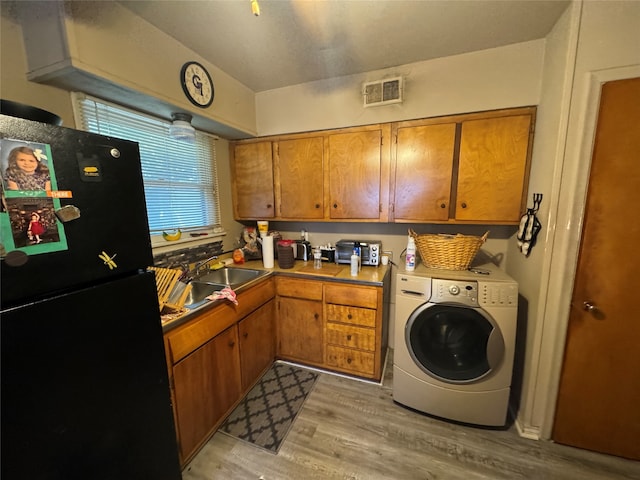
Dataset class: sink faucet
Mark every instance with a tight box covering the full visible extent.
[190,255,219,278]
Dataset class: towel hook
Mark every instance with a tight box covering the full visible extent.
[531,193,543,213]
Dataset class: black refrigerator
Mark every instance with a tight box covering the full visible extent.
[0,114,182,479]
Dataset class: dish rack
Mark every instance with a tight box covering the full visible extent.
[148,266,192,312]
[409,229,489,271]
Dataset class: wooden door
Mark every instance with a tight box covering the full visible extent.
[392,122,456,222]
[231,141,274,219]
[328,129,383,220]
[239,299,275,390]
[457,113,533,222]
[275,136,324,219]
[552,77,640,460]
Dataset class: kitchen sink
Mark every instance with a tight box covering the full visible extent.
[183,268,270,310]
[196,267,264,287]
[183,281,227,308]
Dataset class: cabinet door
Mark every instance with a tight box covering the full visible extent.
[393,123,456,221]
[328,129,385,220]
[232,141,275,219]
[276,296,323,364]
[456,114,532,222]
[239,299,275,391]
[172,325,241,463]
[275,137,324,219]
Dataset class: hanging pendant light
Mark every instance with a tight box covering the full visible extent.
[169,112,195,141]
[251,0,260,16]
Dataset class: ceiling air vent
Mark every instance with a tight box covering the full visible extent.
[363,77,403,107]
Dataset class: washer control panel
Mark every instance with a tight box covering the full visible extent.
[479,283,518,307]
[431,279,478,306]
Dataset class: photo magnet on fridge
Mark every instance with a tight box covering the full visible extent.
[0,138,68,255]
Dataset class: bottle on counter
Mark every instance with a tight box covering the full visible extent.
[313,246,322,269]
[405,235,416,272]
[350,248,360,276]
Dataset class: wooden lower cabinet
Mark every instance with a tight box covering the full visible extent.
[164,278,275,466]
[172,325,241,463]
[324,283,384,380]
[165,275,388,465]
[239,299,275,391]
[275,277,324,366]
[276,276,387,381]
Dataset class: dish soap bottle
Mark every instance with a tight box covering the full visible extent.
[405,235,416,272]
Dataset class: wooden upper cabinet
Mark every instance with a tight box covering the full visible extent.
[230,107,533,224]
[392,122,457,222]
[231,141,275,219]
[275,136,324,219]
[456,113,533,222]
[391,107,535,224]
[328,125,390,221]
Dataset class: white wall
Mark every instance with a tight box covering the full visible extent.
[507,2,581,439]
[256,40,544,136]
[255,40,546,349]
[533,0,640,439]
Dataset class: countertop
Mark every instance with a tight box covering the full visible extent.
[236,259,390,286]
[161,260,391,333]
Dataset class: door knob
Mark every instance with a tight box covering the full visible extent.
[580,301,605,320]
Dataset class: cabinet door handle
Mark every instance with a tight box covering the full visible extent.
[314,313,319,320]
[440,203,446,209]
[266,203,273,209]
[347,358,352,364]
[243,332,249,339]
[346,334,352,341]
[347,314,352,319]
[315,203,320,209]
[333,203,338,209]
[228,340,235,348]
[461,202,467,209]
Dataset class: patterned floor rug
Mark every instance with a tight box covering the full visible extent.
[219,362,319,453]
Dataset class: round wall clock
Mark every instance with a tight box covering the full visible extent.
[180,61,214,108]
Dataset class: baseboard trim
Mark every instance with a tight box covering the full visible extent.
[515,416,542,440]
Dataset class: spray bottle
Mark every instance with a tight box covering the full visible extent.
[405,235,416,272]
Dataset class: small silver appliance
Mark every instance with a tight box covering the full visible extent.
[335,240,382,266]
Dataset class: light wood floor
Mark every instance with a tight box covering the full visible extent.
[182,353,639,480]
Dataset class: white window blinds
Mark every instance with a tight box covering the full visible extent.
[72,93,221,233]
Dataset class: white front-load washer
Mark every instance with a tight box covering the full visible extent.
[393,264,518,426]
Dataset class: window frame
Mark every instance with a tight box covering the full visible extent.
[71,92,225,249]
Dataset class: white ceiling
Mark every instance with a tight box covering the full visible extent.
[120,0,570,93]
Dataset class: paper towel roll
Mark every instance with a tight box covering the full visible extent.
[262,235,274,268]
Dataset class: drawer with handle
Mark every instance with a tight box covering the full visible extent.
[326,322,375,351]
[326,345,375,376]
[325,303,376,328]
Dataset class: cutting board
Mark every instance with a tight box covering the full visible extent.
[296,264,343,277]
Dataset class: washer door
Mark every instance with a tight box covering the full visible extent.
[405,303,505,384]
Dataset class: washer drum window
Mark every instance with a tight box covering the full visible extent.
[406,303,505,384]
